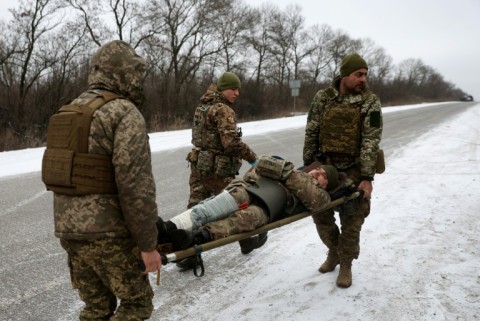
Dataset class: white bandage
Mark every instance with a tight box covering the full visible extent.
[170,209,194,230]
[170,191,238,231]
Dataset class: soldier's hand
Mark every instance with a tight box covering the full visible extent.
[358,180,373,199]
[330,185,358,201]
[141,250,162,273]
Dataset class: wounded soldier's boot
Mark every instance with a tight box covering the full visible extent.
[239,232,268,254]
[336,260,353,288]
[318,248,339,273]
[156,217,193,251]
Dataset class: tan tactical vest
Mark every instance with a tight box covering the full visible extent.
[191,103,223,150]
[42,91,121,195]
[319,101,362,161]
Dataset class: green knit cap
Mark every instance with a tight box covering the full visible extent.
[217,72,241,91]
[321,165,339,191]
[340,53,368,77]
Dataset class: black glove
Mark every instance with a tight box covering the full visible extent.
[329,185,358,201]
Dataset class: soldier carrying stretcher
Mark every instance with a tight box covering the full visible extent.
[156,156,358,253]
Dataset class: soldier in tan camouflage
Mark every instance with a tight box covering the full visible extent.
[179,72,259,267]
[187,71,257,207]
[158,157,355,253]
[42,40,161,320]
[303,53,383,288]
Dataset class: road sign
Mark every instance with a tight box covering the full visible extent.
[289,79,301,89]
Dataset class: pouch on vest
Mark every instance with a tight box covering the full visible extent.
[375,149,385,174]
[196,150,215,174]
[255,155,294,180]
[214,154,241,177]
[186,148,199,164]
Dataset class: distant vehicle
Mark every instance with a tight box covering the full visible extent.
[460,95,474,101]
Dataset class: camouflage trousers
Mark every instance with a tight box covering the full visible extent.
[60,238,154,321]
[187,164,234,208]
[201,184,269,239]
[311,166,371,262]
[204,204,269,239]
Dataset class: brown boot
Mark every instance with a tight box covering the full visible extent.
[318,248,339,273]
[336,261,352,288]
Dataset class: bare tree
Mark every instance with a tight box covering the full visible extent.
[0,0,469,150]
[214,0,255,72]
[358,38,393,97]
[284,4,316,81]
[242,4,278,85]
[325,29,362,79]
[265,5,294,86]
[142,0,233,125]
[41,18,93,120]
[5,0,63,124]
[66,0,153,48]
[305,24,335,83]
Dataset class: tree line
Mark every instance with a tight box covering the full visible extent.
[0,0,467,151]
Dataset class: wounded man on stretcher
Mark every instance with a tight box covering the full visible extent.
[156,156,358,254]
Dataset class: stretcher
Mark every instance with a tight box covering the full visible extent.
[157,191,360,279]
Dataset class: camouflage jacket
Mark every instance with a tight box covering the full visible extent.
[303,78,382,179]
[191,84,256,162]
[243,168,331,214]
[53,41,158,252]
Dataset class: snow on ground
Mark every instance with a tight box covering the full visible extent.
[0,102,451,178]
[146,102,480,321]
[1,101,478,320]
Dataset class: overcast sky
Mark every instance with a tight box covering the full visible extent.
[1,0,478,101]
[245,0,480,101]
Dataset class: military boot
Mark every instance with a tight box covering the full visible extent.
[336,260,353,288]
[157,218,194,251]
[156,217,177,244]
[318,248,339,273]
[239,232,268,254]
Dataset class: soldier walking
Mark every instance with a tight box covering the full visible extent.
[303,53,383,288]
[178,72,262,268]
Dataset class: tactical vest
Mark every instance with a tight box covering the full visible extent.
[41,91,121,196]
[191,103,222,150]
[319,95,362,160]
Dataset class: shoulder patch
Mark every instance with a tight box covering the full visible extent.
[370,111,381,128]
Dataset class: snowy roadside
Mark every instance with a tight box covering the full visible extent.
[0,102,451,179]
[149,103,480,321]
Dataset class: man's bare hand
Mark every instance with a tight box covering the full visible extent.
[358,180,373,199]
[141,250,161,273]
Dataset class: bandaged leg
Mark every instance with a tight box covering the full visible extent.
[170,191,239,231]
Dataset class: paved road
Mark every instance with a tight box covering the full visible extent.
[0,101,476,321]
